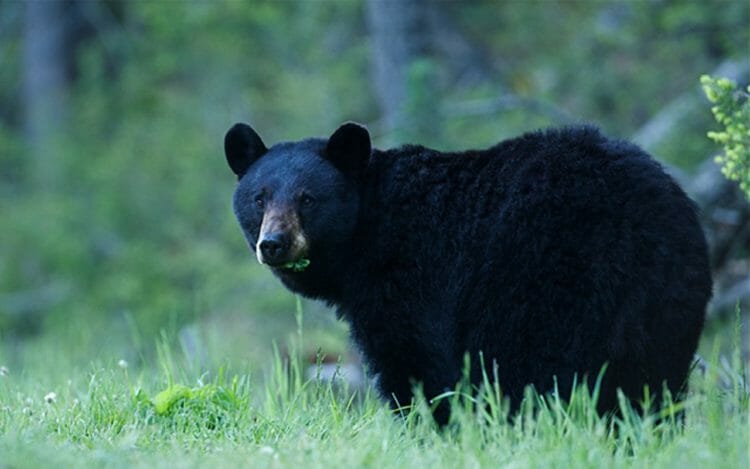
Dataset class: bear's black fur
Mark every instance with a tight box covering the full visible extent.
[225,123,712,424]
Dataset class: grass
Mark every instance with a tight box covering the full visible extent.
[0,306,748,468]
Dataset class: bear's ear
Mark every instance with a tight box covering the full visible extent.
[224,123,267,178]
[325,122,371,176]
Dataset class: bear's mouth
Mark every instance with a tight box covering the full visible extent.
[263,257,310,273]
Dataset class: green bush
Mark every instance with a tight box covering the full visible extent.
[701,75,750,199]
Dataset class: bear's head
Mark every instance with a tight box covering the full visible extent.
[224,122,371,298]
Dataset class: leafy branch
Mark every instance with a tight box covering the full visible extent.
[701,75,750,199]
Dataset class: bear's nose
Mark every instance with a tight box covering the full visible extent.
[259,233,289,264]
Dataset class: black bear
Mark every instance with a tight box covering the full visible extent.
[224,122,712,423]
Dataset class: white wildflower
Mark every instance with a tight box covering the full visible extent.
[118,359,128,369]
[0,366,8,376]
[44,392,57,404]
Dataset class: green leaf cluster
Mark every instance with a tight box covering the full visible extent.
[701,75,750,198]
[150,379,244,418]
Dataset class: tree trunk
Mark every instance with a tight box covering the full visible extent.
[22,0,70,189]
[365,0,430,142]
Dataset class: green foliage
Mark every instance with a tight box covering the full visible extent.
[1,0,370,339]
[701,75,750,198]
[0,0,747,345]
[443,1,749,167]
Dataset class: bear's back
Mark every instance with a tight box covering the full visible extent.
[356,126,703,276]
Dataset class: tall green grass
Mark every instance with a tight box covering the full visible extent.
[0,305,747,468]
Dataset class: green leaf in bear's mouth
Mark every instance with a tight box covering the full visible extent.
[281,258,310,272]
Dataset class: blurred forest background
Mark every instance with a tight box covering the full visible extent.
[0,0,749,375]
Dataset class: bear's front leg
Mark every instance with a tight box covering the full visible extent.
[374,347,460,426]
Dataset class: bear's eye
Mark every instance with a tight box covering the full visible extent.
[300,194,315,207]
[254,194,265,209]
